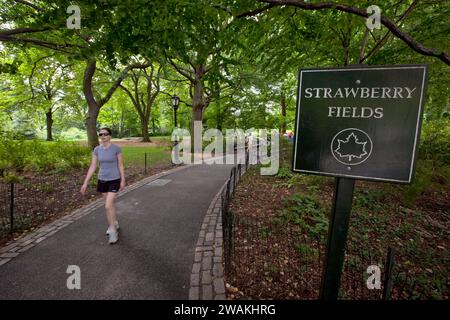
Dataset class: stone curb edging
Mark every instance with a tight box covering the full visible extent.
[0,164,192,267]
[188,162,249,300]
[188,179,228,300]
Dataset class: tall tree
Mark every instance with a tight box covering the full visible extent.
[82,59,151,147]
[0,0,153,147]
[25,53,73,140]
[119,61,162,142]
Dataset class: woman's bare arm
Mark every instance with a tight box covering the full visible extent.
[80,154,98,194]
[118,153,126,191]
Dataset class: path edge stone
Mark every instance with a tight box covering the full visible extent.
[189,178,229,300]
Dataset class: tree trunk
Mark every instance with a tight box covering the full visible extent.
[359,29,370,64]
[192,107,203,122]
[85,106,100,149]
[119,109,124,138]
[141,117,150,142]
[280,92,287,135]
[83,60,101,149]
[216,104,222,131]
[342,36,350,66]
[45,109,53,141]
[191,108,204,147]
[192,79,205,121]
[191,65,208,139]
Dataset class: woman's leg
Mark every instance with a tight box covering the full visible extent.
[105,192,118,230]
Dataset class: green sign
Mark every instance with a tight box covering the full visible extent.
[293,65,428,183]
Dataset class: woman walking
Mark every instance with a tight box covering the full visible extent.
[80,127,125,244]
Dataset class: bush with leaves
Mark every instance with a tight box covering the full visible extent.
[403,119,450,203]
[419,119,450,165]
[0,133,91,176]
[0,132,28,173]
[276,193,329,240]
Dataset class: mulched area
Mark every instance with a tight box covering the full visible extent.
[226,168,323,299]
[0,163,177,247]
[225,164,449,300]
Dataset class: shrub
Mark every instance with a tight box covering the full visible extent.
[400,119,450,204]
[0,133,91,175]
[0,132,28,172]
[276,164,293,179]
[53,141,91,169]
[59,127,87,140]
[278,193,329,240]
[419,119,450,165]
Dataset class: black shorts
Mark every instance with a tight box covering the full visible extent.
[97,179,121,193]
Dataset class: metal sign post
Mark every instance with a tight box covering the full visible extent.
[320,177,355,300]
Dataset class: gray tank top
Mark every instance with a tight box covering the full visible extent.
[93,144,122,181]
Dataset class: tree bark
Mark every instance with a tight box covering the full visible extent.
[280,92,287,135]
[45,109,53,141]
[119,109,124,138]
[192,69,206,118]
[359,29,370,64]
[192,107,203,123]
[191,65,207,136]
[191,80,205,151]
[216,101,223,131]
[83,60,101,149]
[141,118,150,142]
[143,68,155,143]
[85,107,100,149]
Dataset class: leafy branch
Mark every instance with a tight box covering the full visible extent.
[237,0,450,66]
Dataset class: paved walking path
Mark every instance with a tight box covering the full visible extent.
[0,161,235,299]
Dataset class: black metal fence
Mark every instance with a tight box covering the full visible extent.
[225,214,324,299]
[0,173,91,238]
[223,205,435,299]
[222,162,247,274]
[220,149,439,300]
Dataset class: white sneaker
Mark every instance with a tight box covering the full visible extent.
[108,229,118,244]
[106,222,120,235]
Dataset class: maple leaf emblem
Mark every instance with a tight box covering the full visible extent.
[334,132,368,161]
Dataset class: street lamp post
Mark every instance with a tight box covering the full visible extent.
[230,107,241,152]
[172,95,180,145]
[231,107,241,129]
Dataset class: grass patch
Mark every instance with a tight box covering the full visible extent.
[121,146,171,166]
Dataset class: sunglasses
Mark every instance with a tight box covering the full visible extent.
[98,133,110,137]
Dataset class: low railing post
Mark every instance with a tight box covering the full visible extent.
[383,247,396,300]
[10,182,14,234]
[144,152,147,174]
[223,179,232,275]
[232,167,237,196]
